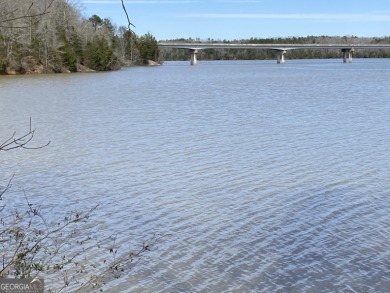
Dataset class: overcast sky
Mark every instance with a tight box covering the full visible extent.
[79,0,390,40]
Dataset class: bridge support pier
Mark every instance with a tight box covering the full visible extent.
[190,49,198,65]
[342,48,354,63]
[275,50,287,64]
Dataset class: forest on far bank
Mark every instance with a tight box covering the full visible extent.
[160,35,390,61]
[0,0,160,75]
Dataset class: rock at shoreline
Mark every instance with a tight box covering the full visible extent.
[147,60,161,66]
[4,56,45,75]
[21,56,44,74]
[77,64,95,72]
[5,68,17,75]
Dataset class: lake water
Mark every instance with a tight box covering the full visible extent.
[1,59,390,292]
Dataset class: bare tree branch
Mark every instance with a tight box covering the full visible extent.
[0,0,55,28]
[0,118,50,152]
[0,174,14,200]
[120,0,136,33]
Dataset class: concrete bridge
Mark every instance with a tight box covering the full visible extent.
[158,42,390,65]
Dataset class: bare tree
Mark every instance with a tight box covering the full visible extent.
[0,0,55,28]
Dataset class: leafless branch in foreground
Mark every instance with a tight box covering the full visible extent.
[0,118,50,152]
[0,119,166,291]
[0,174,14,201]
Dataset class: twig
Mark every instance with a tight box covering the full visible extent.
[120,0,136,33]
[0,174,14,200]
[0,119,50,152]
[0,0,55,26]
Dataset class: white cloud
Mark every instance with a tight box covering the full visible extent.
[183,13,390,22]
[83,0,198,3]
[215,0,267,2]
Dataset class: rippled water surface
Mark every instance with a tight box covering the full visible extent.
[1,60,390,292]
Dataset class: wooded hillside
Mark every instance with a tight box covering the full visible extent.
[0,0,160,74]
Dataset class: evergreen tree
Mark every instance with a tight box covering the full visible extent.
[89,14,103,30]
[58,30,77,72]
[137,33,159,63]
[84,37,113,71]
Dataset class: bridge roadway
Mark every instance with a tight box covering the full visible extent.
[158,42,390,65]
